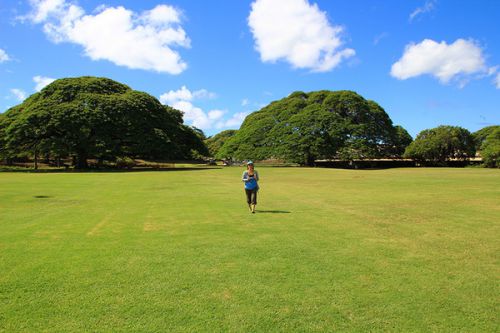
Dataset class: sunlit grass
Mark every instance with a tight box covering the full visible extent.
[0,167,498,331]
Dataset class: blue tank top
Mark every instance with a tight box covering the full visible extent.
[245,177,258,190]
[243,171,259,190]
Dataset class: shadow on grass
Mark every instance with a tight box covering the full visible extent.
[33,195,52,199]
[256,210,291,214]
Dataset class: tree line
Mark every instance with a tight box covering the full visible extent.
[0,77,498,169]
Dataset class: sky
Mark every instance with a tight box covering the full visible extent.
[0,0,499,137]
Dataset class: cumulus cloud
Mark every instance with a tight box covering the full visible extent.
[192,89,217,100]
[159,85,215,105]
[170,100,214,129]
[208,109,225,120]
[22,0,190,74]
[33,75,56,91]
[11,89,27,101]
[160,86,248,130]
[248,0,355,72]
[391,39,491,85]
[160,85,193,104]
[216,112,249,129]
[409,0,436,22]
[0,48,10,63]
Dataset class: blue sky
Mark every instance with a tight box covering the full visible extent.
[1,0,499,137]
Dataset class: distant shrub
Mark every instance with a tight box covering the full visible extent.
[116,157,135,169]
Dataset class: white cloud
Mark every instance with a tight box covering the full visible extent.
[495,73,500,89]
[159,85,216,105]
[208,109,225,120]
[11,89,27,101]
[409,0,436,22]
[171,100,212,129]
[248,0,355,72]
[160,85,193,104]
[160,86,247,131]
[241,98,249,106]
[141,4,181,25]
[216,112,249,129]
[192,89,216,100]
[33,75,56,91]
[391,39,489,85]
[0,48,10,63]
[25,0,66,23]
[22,0,190,74]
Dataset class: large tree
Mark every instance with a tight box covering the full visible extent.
[0,77,207,168]
[403,125,476,164]
[219,90,410,165]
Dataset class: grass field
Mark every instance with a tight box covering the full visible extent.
[0,167,499,332]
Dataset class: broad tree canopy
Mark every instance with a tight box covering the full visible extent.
[0,76,207,168]
[218,90,411,165]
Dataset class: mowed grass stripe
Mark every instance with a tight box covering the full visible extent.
[0,168,498,332]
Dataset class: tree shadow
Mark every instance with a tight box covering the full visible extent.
[33,195,52,199]
[256,210,291,214]
[1,167,222,173]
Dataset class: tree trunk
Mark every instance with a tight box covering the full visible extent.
[306,154,315,167]
[34,149,38,170]
[74,152,89,169]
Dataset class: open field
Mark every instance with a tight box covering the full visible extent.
[0,167,499,332]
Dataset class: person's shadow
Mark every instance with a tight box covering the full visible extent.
[256,210,291,214]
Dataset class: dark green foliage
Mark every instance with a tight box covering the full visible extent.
[219,90,409,165]
[0,77,207,168]
[391,125,413,156]
[404,126,476,164]
[473,125,500,150]
[480,127,500,168]
[205,130,237,158]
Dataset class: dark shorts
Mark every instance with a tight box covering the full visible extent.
[245,188,258,205]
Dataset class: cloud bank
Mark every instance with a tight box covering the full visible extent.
[248,0,355,72]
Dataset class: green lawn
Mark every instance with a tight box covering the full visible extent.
[0,167,498,332]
